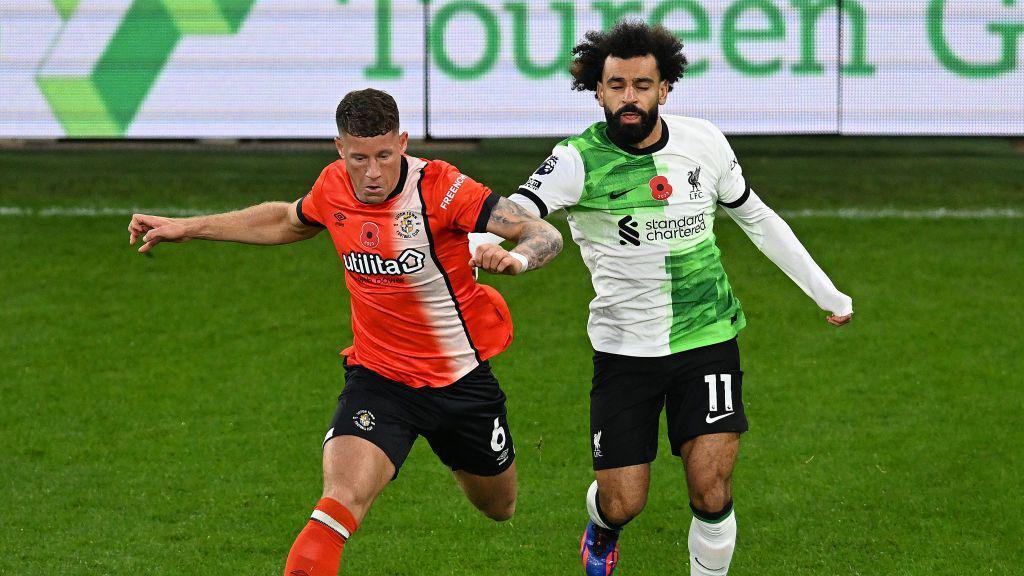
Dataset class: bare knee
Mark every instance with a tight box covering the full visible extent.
[689,476,731,513]
[321,483,373,517]
[456,466,517,522]
[600,486,647,525]
[683,434,739,514]
[319,436,395,523]
[481,494,516,522]
[321,472,386,523]
[594,465,650,525]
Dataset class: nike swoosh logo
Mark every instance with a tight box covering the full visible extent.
[694,557,725,572]
[705,412,734,424]
[609,189,631,199]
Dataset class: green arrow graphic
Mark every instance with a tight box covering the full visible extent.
[52,0,80,21]
[38,0,256,137]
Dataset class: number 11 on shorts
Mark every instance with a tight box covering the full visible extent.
[704,374,734,413]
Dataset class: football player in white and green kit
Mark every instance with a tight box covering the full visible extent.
[473,21,853,575]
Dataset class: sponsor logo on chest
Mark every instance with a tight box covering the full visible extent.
[646,213,707,241]
[616,212,709,246]
[343,249,425,276]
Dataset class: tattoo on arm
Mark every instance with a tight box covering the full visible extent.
[486,196,563,271]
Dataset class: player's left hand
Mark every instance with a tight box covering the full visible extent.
[827,313,852,326]
[128,213,189,253]
[470,243,524,276]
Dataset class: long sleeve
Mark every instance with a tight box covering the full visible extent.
[723,189,853,317]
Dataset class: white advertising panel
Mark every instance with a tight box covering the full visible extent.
[842,1,1024,135]
[1,0,425,138]
[426,1,839,136]
[0,1,1021,138]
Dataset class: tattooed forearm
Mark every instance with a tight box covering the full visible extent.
[486,196,563,272]
[487,200,518,227]
[513,221,563,271]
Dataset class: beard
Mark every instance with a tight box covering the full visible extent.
[604,102,660,145]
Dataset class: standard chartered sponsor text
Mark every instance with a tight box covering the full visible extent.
[646,214,708,242]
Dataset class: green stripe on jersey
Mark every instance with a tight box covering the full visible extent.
[564,123,667,211]
[666,236,745,353]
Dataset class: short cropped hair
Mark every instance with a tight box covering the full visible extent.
[335,89,400,137]
[570,20,688,92]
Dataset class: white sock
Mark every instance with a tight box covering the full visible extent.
[688,507,737,576]
[585,480,615,530]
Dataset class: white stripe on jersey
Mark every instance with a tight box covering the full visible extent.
[400,159,480,380]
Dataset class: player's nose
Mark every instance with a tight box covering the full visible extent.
[366,158,382,179]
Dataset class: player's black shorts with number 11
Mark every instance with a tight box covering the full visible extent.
[589,338,748,470]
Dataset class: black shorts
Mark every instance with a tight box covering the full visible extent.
[590,338,747,470]
[325,361,515,479]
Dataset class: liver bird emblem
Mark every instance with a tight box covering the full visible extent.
[687,166,702,192]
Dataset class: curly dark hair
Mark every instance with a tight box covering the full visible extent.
[571,20,688,92]
[335,88,400,137]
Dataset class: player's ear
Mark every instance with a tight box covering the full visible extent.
[658,80,669,105]
[596,82,605,107]
[399,131,408,154]
[334,136,345,159]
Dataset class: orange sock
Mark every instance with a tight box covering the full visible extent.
[284,498,359,576]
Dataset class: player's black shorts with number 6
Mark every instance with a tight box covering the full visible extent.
[324,360,515,478]
[589,338,747,470]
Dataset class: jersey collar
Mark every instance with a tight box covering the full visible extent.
[386,155,409,201]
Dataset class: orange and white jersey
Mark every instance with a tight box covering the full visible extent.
[297,156,513,388]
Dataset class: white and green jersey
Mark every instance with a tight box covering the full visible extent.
[515,115,752,357]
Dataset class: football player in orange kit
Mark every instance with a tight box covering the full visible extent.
[127,89,563,576]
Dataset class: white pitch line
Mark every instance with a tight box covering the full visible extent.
[0,206,1020,219]
[0,206,232,218]
[778,207,1023,219]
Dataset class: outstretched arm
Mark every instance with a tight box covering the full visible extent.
[470,196,563,275]
[723,188,853,326]
[128,199,321,253]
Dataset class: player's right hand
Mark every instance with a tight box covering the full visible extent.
[128,213,188,253]
[470,243,524,276]
[827,313,852,326]
[826,294,853,326]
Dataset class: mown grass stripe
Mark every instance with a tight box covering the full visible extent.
[1,206,1020,219]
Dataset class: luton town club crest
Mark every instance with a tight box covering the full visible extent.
[353,410,375,431]
[394,211,420,239]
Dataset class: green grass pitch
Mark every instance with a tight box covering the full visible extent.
[1,137,1021,575]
